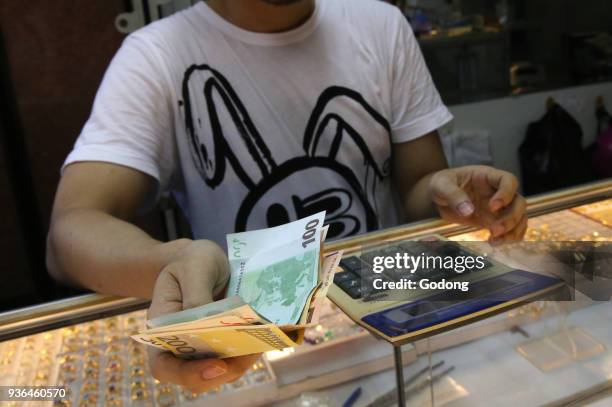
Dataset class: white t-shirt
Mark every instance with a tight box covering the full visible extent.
[64,0,452,247]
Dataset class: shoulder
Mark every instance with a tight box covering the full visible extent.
[326,0,413,53]
[119,4,206,58]
[325,0,413,67]
[327,0,407,31]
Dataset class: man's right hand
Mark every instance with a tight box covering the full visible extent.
[147,239,260,394]
[48,163,260,393]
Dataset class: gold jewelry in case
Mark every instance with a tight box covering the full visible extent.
[105,334,120,343]
[107,372,123,383]
[131,379,146,389]
[156,386,176,407]
[0,183,605,407]
[106,359,122,370]
[131,366,145,377]
[107,344,122,354]
[35,370,49,381]
[81,379,99,392]
[128,344,144,355]
[84,359,99,369]
[83,367,99,380]
[131,387,149,401]
[106,383,122,395]
[106,395,123,407]
[107,353,123,363]
[78,392,98,406]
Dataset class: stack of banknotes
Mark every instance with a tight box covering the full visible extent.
[132,212,343,359]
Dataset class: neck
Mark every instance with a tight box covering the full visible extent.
[205,0,315,33]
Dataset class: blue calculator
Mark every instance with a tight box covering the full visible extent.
[327,237,565,344]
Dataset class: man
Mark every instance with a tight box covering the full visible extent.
[47,0,526,394]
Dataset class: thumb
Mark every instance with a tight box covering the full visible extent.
[431,172,474,218]
[148,268,183,320]
[180,255,230,310]
[181,265,217,310]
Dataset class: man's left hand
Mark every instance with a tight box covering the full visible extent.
[429,166,527,244]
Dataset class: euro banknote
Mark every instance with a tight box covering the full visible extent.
[226,212,326,325]
[132,324,302,359]
[133,250,342,359]
[147,296,248,329]
[133,212,344,359]
[145,303,265,335]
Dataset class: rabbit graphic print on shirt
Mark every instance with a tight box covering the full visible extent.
[181,65,391,240]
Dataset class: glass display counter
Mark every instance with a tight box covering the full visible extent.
[0,180,610,407]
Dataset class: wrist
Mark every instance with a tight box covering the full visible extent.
[153,238,230,301]
[155,238,194,270]
[155,238,228,277]
[427,170,441,201]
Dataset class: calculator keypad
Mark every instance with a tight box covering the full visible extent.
[334,241,492,300]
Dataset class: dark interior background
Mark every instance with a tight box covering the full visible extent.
[390,0,612,104]
[0,0,166,311]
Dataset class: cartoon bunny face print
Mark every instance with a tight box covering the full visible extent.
[180,64,395,241]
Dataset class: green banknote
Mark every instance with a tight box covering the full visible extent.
[226,212,326,325]
[147,296,248,329]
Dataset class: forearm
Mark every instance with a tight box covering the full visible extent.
[392,132,449,222]
[47,208,190,299]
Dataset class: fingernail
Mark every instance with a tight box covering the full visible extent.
[491,200,504,212]
[201,365,226,380]
[457,202,474,217]
[491,224,505,237]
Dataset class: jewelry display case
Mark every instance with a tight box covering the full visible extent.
[0,180,609,407]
